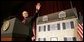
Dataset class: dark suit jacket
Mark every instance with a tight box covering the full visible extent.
[23,12,39,37]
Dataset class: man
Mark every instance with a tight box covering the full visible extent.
[22,11,29,24]
[21,3,41,41]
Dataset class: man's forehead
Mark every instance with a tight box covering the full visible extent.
[22,11,28,14]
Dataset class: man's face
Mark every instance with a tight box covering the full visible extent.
[22,11,28,18]
[36,3,41,10]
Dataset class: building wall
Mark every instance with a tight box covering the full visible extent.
[36,18,80,41]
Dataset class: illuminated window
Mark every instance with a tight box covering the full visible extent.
[50,37,58,41]
[66,22,71,29]
[50,24,57,30]
[38,38,46,41]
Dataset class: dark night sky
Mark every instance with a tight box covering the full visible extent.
[1,1,83,28]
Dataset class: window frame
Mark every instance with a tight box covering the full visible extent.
[50,37,58,41]
[70,21,74,29]
[62,22,66,30]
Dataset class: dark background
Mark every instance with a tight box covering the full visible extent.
[1,0,83,27]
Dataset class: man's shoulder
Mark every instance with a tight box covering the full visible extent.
[26,16,33,21]
[27,16,33,19]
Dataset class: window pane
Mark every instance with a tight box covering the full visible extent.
[50,24,57,30]
[70,21,74,28]
[41,26,44,31]
[48,25,50,31]
[67,38,72,41]
[38,38,40,41]
[64,37,76,41]
[66,22,71,29]
[62,23,66,29]
[51,37,58,41]
[44,38,46,41]
[57,23,60,30]
[39,26,41,32]
[64,37,67,41]
[73,37,76,41]
[44,25,46,31]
